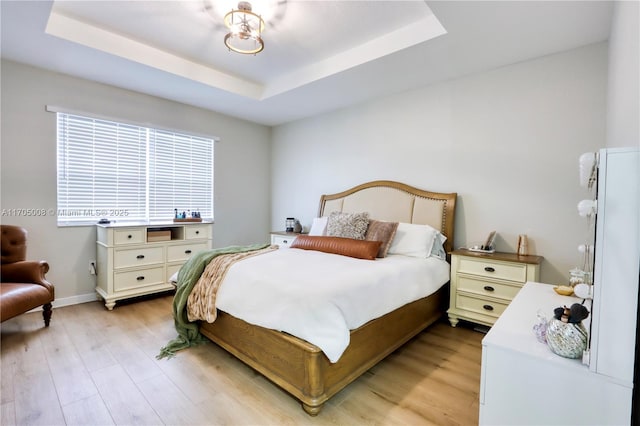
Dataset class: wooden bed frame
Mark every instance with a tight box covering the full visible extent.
[199,180,457,415]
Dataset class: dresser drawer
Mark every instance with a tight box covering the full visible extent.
[167,242,209,262]
[455,294,509,319]
[114,246,164,268]
[114,228,145,245]
[457,258,527,283]
[114,267,165,292]
[185,225,210,240]
[167,263,182,283]
[457,276,522,301]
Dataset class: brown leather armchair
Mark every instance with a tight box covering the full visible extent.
[1,225,55,326]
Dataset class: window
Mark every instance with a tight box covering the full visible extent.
[56,112,214,224]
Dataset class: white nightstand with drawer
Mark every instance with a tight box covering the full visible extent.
[270,231,300,248]
[447,249,543,327]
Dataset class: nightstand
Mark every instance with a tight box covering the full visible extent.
[447,249,543,327]
[270,231,300,248]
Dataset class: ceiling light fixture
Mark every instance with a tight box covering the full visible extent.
[224,1,265,55]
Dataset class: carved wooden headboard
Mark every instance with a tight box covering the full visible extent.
[318,180,457,254]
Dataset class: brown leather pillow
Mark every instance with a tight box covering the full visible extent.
[290,235,382,260]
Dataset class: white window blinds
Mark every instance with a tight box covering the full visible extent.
[148,130,213,221]
[56,112,213,224]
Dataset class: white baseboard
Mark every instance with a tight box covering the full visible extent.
[53,293,100,308]
[27,292,99,314]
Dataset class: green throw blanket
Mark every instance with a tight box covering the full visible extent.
[157,243,270,360]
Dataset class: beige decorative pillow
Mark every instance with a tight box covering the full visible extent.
[326,211,370,240]
[365,220,399,258]
[290,235,382,260]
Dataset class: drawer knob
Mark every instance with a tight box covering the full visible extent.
[484,266,495,272]
[136,255,145,259]
[185,249,192,254]
[136,276,145,281]
[483,304,494,311]
[195,231,200,235]
[283,240,288,244]
[483,285,495,292]
[128,235,132,239]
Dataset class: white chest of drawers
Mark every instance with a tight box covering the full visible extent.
[448,249,543,327]
[96,222,212,310]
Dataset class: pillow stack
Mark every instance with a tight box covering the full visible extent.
[301,212,446,260]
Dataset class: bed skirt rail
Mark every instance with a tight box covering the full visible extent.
[199,285,447,415]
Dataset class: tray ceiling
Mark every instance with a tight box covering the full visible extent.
[0,1,613,126]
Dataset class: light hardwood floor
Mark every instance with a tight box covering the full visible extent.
[1,295,484,425]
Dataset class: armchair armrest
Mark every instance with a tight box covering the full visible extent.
[1,261,54,292]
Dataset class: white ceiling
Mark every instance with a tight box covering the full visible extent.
[1,1,613,126]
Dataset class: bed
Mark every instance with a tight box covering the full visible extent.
[196,180,456,415]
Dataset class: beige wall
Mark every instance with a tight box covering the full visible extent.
[0,60,271,305]
[0,36,620,303]
[271,43,608,285]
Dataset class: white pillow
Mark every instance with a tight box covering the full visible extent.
[308,217,328,236]
[430,232,448,260]
[387,222,439,258]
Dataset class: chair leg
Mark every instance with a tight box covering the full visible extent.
[43,303,53,327]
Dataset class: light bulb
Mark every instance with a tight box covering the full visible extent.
[577,199,597,217]
[578,244,593,253]
[579,152,596,187]
[574,283,593,299]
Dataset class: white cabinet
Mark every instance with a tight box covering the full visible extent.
[590,148,639,385]
[270,231,299,248]
[448,250,542,327]
[480,282,632,425]
[96,222,212,310]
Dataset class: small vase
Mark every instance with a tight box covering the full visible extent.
[545,319,588,359]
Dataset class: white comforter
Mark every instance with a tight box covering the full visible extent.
[214,248,450,363]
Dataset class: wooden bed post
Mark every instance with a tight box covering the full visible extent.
[302,352,326,415]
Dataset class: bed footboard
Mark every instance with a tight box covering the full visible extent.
[199,286,446,415]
